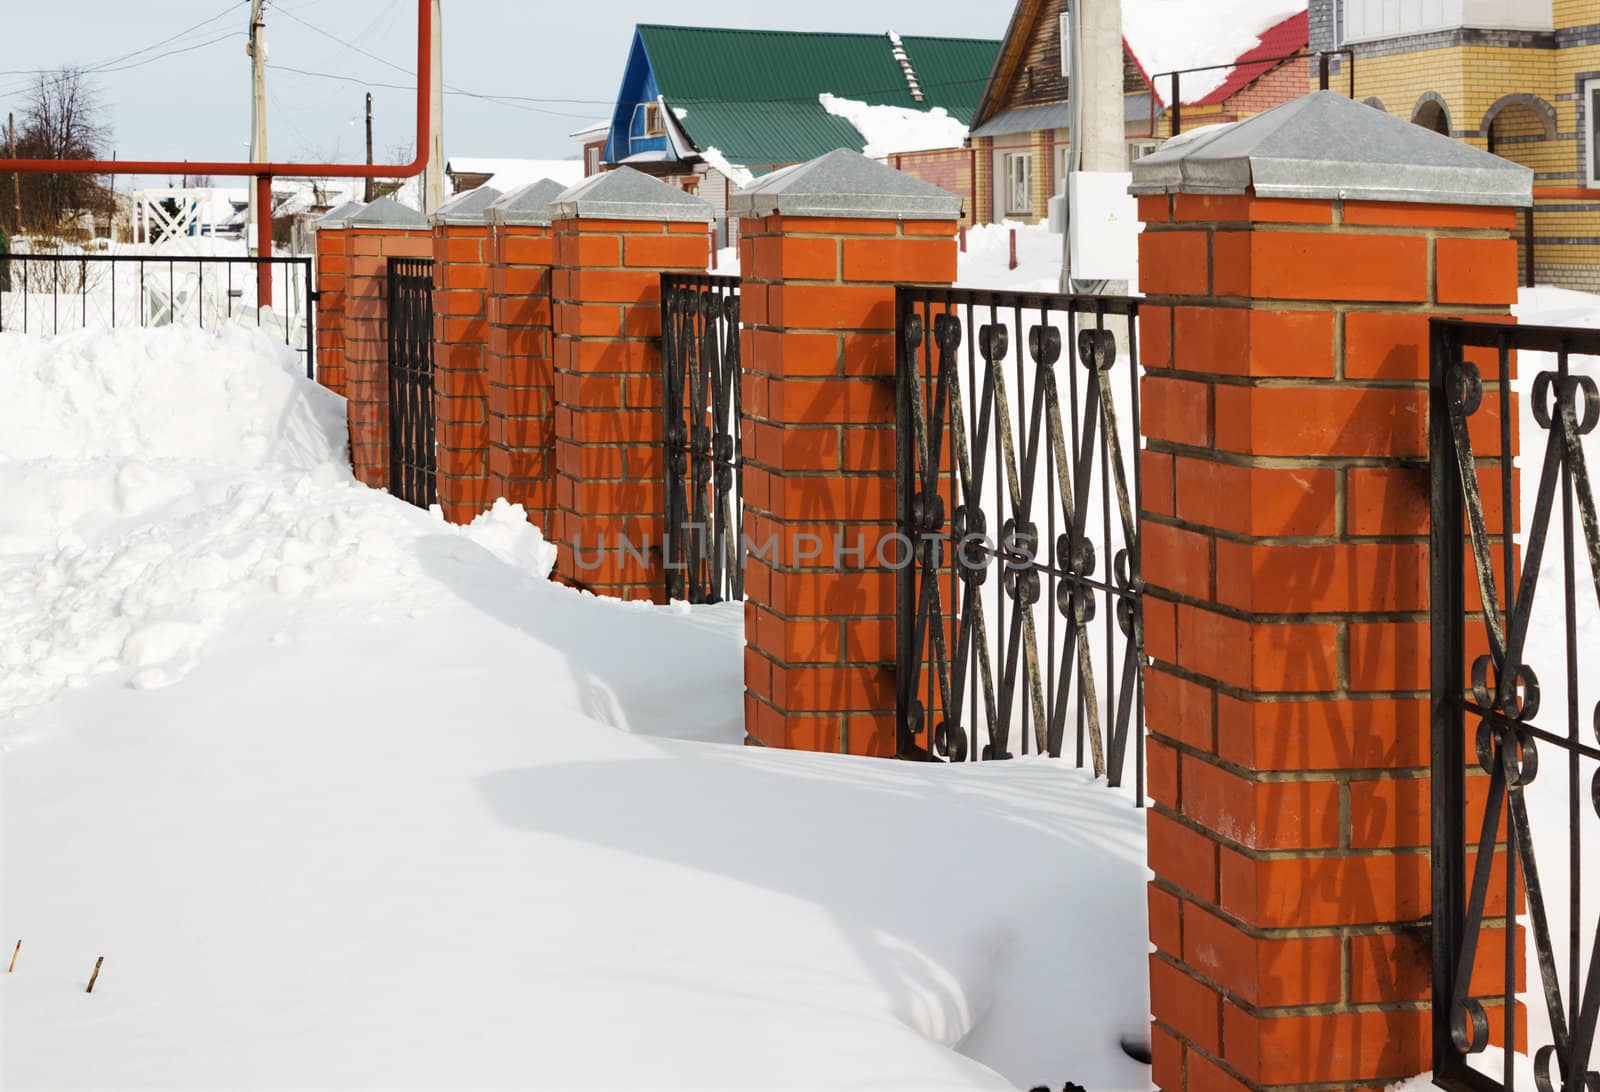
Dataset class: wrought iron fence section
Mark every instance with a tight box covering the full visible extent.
[661,272,743,605]
[387,257,437,510]
[895,286,1144,794]
[1431,317,1600,1092]
[0,251,315,378]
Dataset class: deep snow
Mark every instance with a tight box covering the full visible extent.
[0,323,1153,1090]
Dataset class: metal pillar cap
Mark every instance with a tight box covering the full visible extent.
[486,178,570,227]
[1130,90,1532,207]
[429,185,502,226]
[314,200,367,230]
[729,147,965,222]
[549,166,714,224]
[346,196,431,228]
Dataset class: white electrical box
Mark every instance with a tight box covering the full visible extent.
[1068,171,1139,282]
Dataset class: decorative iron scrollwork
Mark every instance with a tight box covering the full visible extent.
[895,287,1145,791]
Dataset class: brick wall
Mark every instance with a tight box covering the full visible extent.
[432,218,495,525]
[1138,190,1524,1092]
[486,220,557,531]
[313,226,348,396]
[549,214,710,600]
[890,149,976,225]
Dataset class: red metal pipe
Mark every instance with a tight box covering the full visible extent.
[256,175,273,305]
[1532,187,1600,200]
[0,0,432,181]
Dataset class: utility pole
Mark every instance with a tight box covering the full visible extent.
[1060,0,1127,293]
[8,112,20,235]
[247,0,268,257]
[364,92,375,203]
[423,0,444,213]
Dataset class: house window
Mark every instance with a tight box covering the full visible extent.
[1586,79,1600,188]
[1127,140,1159,169]
[645,103,666,137]
[681,177,700,196]
[1003,152,1034,217]
[585,146,601,176]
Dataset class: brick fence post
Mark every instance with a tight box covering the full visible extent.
[486,179,566,533]
[731,149,961,756]
[311,200,364,397]
[430,186,501,525]
[341,197,431,491]
[549,167,713,601]
[1132,92,1531,1092]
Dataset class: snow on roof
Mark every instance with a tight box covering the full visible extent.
[445,158,585,191]
[818,94,970,158]
[1124,0,1306,104]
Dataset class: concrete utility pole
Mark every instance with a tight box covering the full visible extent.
[423,0,444,213]
[364,92,375,203]
[1061,0,1127,292]
[247,0,269,257]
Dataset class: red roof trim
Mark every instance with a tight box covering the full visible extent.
[1194,11,1309,107]
[1129,9,1308,111]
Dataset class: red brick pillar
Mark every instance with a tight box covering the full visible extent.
[341,198,431,491]
[548,167,712,600]
[430,187,501,525]
[733,150,961,756]
[312,201,362,397]
[486,179,566,533]
[1133,93,1529,1092]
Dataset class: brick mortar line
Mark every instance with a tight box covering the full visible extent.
[1146,652,1429,705]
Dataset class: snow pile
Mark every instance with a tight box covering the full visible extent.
[0,324,553,717]
[0,323,1151,1089]
[1123,0,1305,103]
[821,93,971,157]
[958,221,1067,293]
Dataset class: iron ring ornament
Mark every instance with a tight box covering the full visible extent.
[894,287,1145,785]
[1432,319,1600,1092]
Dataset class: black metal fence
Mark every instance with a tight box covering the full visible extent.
[661,272,743,605]
[0,251,315,378]
[387,257,437,510]
[1431,317,1600,1092]
[895,287,1144,792]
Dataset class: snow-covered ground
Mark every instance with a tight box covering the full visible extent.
[0,323,1152,1089]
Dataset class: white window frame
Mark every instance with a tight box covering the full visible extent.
[1127,139,1159,169]
[1003,151,1034,217]
[585,146,601,176]
[1587,79,1600,189]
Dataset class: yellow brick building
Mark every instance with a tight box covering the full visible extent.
[1311,0,1600,289]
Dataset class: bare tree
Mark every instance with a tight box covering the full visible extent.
[15,67,113,236]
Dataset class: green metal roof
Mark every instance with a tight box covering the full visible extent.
[636,25,1000,170]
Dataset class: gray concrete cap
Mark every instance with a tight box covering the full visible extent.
[486,178,569,227]
[314,200,367,230]
[550,166,714,223]
[346,196,431,228]
[729,148,965,221]
[1129,91,1532,207]
[429,185,502,226]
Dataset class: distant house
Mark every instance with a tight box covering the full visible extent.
[571,123,610,178]
[444,159,586,196]
[969,0,1316,225]
[600,24,1002,227]
[1309,0,1597,289]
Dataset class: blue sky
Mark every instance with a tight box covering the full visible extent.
[0,0,1011,176]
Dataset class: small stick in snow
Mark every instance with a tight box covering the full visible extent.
[6,940,17,973]
[85,956,103,993]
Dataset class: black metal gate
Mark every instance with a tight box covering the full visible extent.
[387,256,437,510]
[1431,317,1600,1092]
[661,273,743,604]
[895,287,1145,790]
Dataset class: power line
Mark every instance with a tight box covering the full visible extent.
[0,0,245,78]
[273,8,612,106]
[265,62,604,120]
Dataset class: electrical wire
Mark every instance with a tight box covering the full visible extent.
[264,62,604,121]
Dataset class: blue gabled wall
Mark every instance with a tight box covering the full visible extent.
[603,30,678,164]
